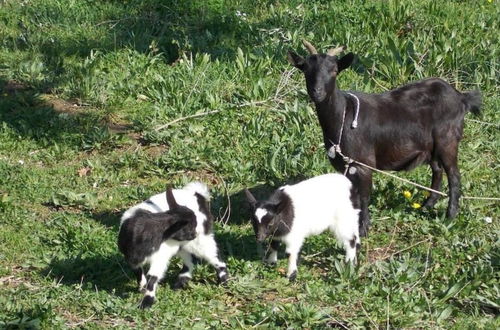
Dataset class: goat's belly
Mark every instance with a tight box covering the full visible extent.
[181,234,216,257]
[377,150,430,171]
[282,222,328,244]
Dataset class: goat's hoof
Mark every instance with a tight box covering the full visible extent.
[139,296,154,309]
[216,266,229,285]
[359,226,370,238]
[422,197,438,209]
[264,261,277,267]
[172,277,190,290]
[218,273,229,284]
[446,211,458,219]
[287,270,297,282]
[446,206,459,219]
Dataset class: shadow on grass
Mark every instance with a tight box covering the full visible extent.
[92,210,122,232]
[0,79,130,152]
[43,249,191,295]
[44,253,133,296]
[6,0,272,83]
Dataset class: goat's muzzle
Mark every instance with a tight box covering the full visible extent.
[256,233,267,243]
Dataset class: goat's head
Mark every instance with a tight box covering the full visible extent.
[244,189,286,242]
[165,187,197,241]
[288,40,354,103]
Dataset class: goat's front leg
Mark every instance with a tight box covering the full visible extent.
[423,159,443,209]
[185,235,228,284]
[343,235,360,265]
[265,240,280,265]
[133,266,146,292]
[284,240,303,281]
[347,168,372,237]
[359,172,373,237]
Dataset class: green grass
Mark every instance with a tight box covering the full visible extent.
[0,0,498,328]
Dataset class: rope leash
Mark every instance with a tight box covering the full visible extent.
[337,148,500,201]
[347,92,360,128]
[326,95,500,202]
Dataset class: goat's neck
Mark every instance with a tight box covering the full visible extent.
[314,87,347,147]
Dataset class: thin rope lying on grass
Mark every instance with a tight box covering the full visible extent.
[465,118,500,127]
[334,147,500,201]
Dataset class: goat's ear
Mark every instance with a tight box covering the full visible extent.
[166,187,179,209]
[287,51,305,70]
[274,200,287,214]
[244,189,257,208]
[338,52,354,72]
[162,220,188,240]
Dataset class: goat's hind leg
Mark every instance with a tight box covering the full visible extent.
[187,235,228,284]
[436,139,460,218]
[439,143,461,218]
[423,159,443,209]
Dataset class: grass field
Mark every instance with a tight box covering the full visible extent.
[0,0,499,328]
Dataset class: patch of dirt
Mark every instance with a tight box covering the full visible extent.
[142,144,168,157]
[1,80,29,94]
[58,308,136,329]
[262,289,298,304]
[43,96,85,115]
[39,94,135,135]
[367,245,397,263]
[0,266,39,290]
[107,122,132,134]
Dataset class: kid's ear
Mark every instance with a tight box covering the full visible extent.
[338,52,354,72]
[287,51,305,70]
[274,200,287,214]
[162,220,188,240]
[244,189,257,208]
[166,186,179,209]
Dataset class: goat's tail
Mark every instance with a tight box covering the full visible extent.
[184,181,210,200]
[462,90,481,116]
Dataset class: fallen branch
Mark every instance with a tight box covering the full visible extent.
[379,238,431,261]
[154,110,221,131]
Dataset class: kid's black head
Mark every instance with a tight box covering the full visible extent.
[244,189,288,242]
[288,40,354,103]
[165,187,197,241]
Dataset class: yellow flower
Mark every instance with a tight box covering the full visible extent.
[403,190,412,199]
[423,190,431,197]
[412,202,422,209]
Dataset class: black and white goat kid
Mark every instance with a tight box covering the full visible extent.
[119,182,228,309]
[245,173,360,281]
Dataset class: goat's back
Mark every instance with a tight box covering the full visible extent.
[280,174,355,234]
[120,182,210,235]
[341,78,477,170]
[376,78,473,120]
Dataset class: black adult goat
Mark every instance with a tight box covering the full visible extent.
[288,40,481,237]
